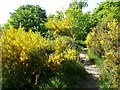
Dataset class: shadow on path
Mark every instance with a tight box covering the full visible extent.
[79,48,99,89]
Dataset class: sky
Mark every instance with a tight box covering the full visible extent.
[0,0,104,25]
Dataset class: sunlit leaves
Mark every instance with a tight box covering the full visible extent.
[65,1,94,41]
[7,4,48,34]
[93,1,120,25]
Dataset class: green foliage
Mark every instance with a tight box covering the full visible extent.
[48,11,64,20]
[46,77,67,88]
[46,0,94,42]
[93,1,120,25]
[38,60,86,89]
[7,5,48,34]
[69,0,88,9]
[86,20,120,88]
[59,60,86,88]
[65,1,94,41]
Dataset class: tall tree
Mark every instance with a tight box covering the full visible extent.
[65,0,94,41]
[69,0,88,9]
[7,4,48,34]
[93,1,120,25]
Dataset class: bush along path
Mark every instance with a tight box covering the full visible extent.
[79,48,99,89]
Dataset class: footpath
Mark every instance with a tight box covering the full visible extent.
[79,48,99,89]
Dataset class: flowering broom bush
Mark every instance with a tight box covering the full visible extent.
[86,20,120,88]
[2,27,78,89]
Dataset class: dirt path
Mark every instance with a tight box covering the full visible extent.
[79,48,99,89]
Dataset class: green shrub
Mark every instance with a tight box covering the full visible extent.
[38,60,86,89]
[59,60,86,88]
[47,77,67,88]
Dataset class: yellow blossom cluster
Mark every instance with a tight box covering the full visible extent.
[2,26,77,85]
[47,36,77,70]
[45,17,74,37]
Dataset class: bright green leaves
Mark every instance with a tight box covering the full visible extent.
[65,1,94,41]
[46,0,94,41]
[7,5,47,34]
[93,1,120,24]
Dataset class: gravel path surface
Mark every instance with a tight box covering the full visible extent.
[79,48,99,89]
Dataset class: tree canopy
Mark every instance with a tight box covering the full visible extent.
[65,0,94,41]
[93,1,120,24]
[7,4,48,33]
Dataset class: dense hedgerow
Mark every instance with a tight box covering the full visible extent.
[2,27,81,89]
[86,20,120,88]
